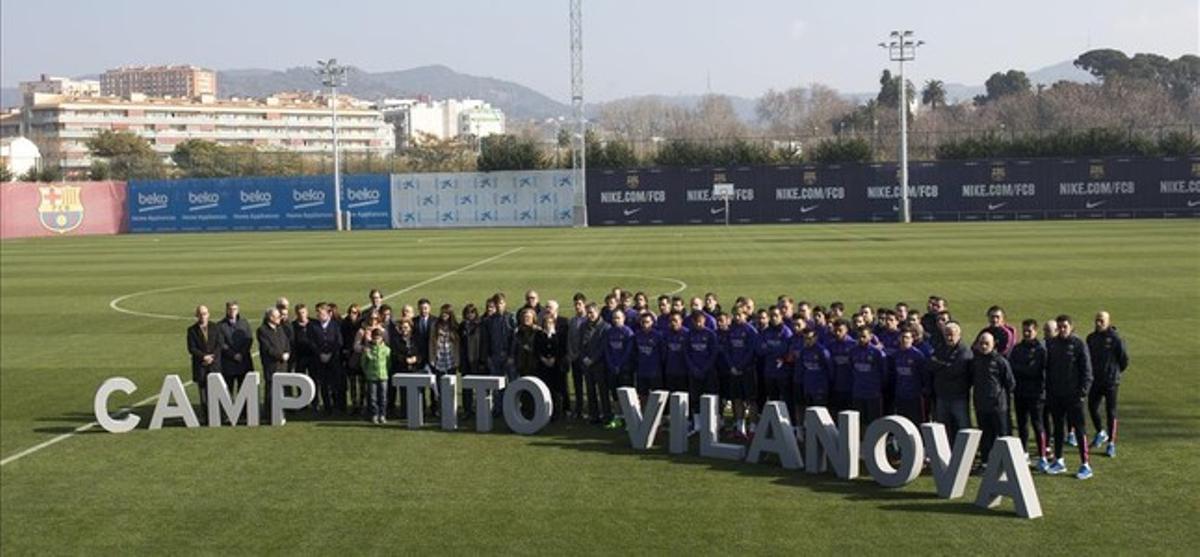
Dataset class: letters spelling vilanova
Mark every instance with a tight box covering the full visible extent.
[95,372,1042,519]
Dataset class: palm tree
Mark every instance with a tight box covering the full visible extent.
[922,79,947,110]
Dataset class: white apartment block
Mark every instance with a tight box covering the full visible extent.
[378,98,505,147]
[0,92,395,170]
[18,75,101,98]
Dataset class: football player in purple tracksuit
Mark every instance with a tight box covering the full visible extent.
[633,313,665,397]
[686,311,720,435]
[850,327,888,428]
[888,329,928,425]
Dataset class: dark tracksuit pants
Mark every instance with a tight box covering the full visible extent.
[571,358,587,417]
[1015,395,1048,459]
[1049,394,1089,464]
[976,408,1009,461]
[586,363,612,421]
[687,372,716,416]
[854,397,883,432]
[894,397,924,425]
[1088,382,1120,443]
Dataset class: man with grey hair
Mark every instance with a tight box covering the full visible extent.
[257,307,291,418]
[928,320,973,439]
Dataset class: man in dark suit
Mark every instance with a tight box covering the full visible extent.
[414,298,434,372]
[187,305,222,411]
[257,308,291,418]
[217,301,254,392]
[308,302,344,415]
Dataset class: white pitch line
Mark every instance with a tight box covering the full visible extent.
[109,284,200,321]
[382,246,526,301]
[0,380,194,467]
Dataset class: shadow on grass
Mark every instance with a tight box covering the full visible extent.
[33,405,1010,517]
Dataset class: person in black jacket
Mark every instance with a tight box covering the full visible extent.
[217,301,254,392]
[1010,318,1050,470]
[1045,315,1094,479]
[1087,311,1129,457]
[413,298,434,372]
[970,332,1015,465]
[579,303,612,425]
[480,293,516,380]
[309,303,344,415]
[257,308,292,418]
[927,321,973,439]
[290,304,314,398]
[536,301,570,420]
[187,305,222,411]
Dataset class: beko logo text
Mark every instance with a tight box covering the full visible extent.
[188,192,219,204]
[347,188,381,201]
[293,189,325,203]
[241,191,272,204]
[139,193,168,206]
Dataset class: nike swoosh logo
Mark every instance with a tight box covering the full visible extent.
[799,205,819,213]
[623,208,642,216]
[987,202,1006,211]
[1188,200,1200,207]
[711,207,725,215]
[1085,200,1106,209]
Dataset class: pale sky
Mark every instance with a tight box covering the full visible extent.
[2,0,1197,100]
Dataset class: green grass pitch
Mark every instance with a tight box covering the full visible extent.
[1,220,1198,554]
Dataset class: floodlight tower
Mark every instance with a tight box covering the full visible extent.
[570,0,587,227]
[316,59,349,230]
[879,31,923,223]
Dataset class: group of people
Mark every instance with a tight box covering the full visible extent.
[186,290,1129,481]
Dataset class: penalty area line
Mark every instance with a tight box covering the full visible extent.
[0,380,194,467]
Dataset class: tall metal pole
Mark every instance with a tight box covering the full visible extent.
[898,56,909,224]
[881,31,923,224]
[316,59,348,231]
[332,82,342,231]
[570,0,586,227]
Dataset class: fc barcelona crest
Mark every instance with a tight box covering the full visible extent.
[803,171,817,186]
[38,185,84,234]
[626,175,640,189]
[1089,164,1105,180]
[1191,162,1200,178]
[990,165,1006,182]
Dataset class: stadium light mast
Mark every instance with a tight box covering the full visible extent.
[316,59,349,231]
[570,0,587,227]
[880,31,923,223]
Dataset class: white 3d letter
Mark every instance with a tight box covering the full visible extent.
[149,374,199,430]
[462,375,506,432]
[94,377,140,433]
[440,374,458,431]
[502,376,552,435]
[393,373,436,429]
[920,423,982,499]
[746,401,802,470]
[270,372,315,426]
[862,415,924,487]
[975,437,1043,519]
[700,395,746,461]
[804,407,859,479]
[617,387,667,450]
[206,372,260,427]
